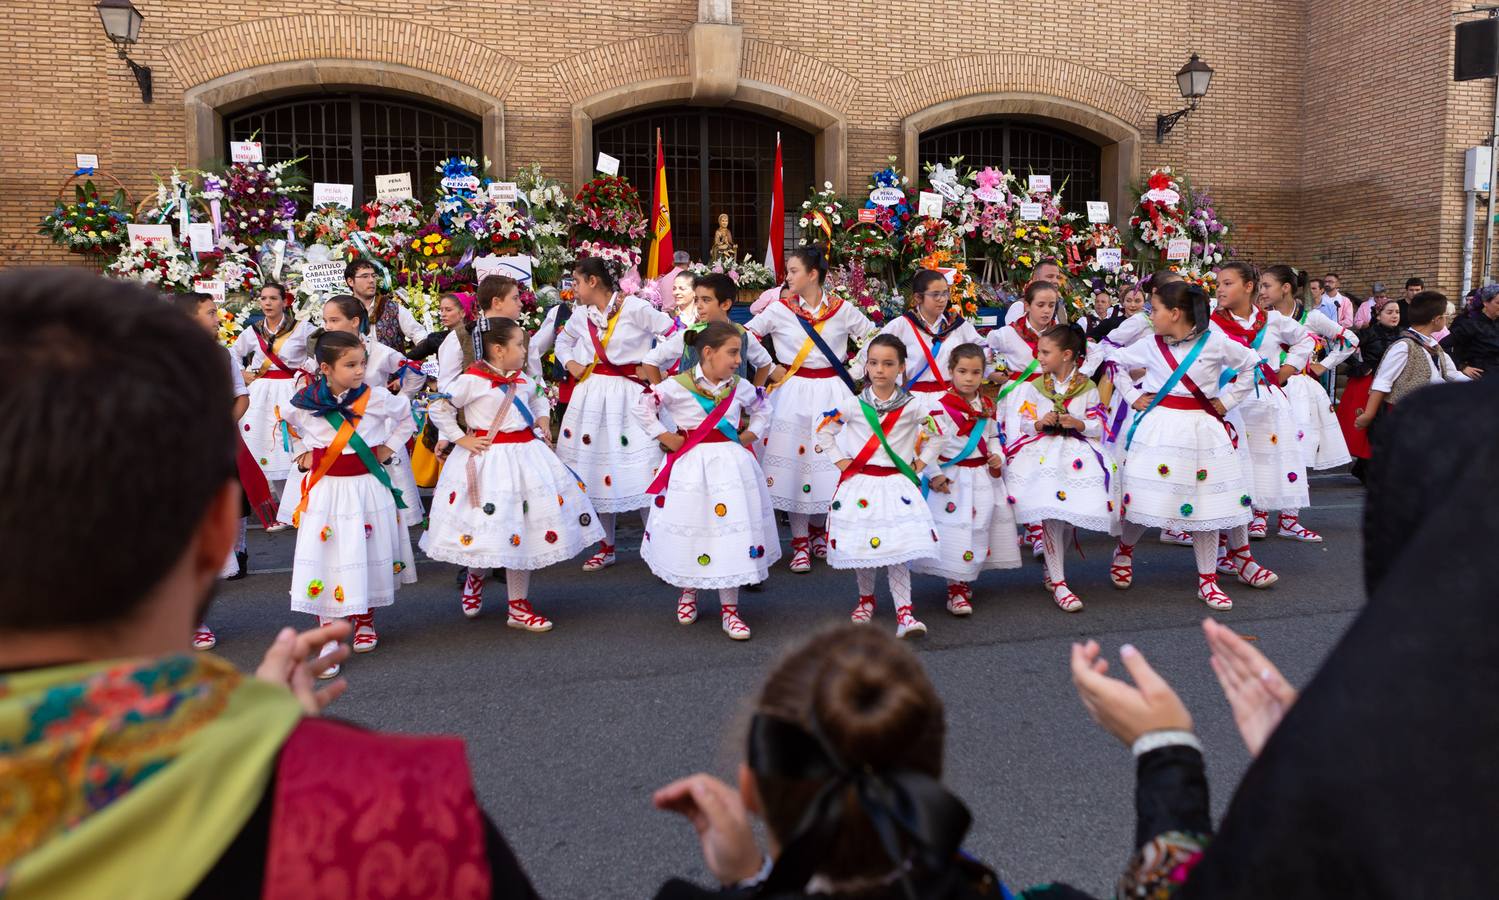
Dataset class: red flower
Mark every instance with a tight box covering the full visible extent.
[1147,172,1172,191]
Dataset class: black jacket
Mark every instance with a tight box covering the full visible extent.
[1440,311,1499,373]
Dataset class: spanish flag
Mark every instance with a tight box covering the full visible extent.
[647,130,674,280]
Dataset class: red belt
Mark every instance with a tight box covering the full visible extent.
[676,429,733,443]
[1156,395,1212,412]
[309,449,371,476]
[472,429,534,443]
[909,381,946,392]
[792,366,839,379]
[939,456,986,468]
[857,465,902,477]
[259,369,296,380]
[590,361,641,379]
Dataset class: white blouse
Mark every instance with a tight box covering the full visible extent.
[1004,372,1105,441]
[561,294,675,368]
[1209,308,1316,371]
[295,336,420,400]
[284,385,414,456]
[232,318,316,375]
[528,304,580,381]
[634,369,771,439]
[815,393,948,473]
[744,294,878,371]
[985,321,1044,376]
[645,327,773,374]
[932,393,1002,464]
[1290,309,1359,369]
[225,346,249,399]
[1105,330,1263,411]
[861,313,985,389]
[429,370,551,442]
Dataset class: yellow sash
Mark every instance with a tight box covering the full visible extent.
[768,318,831,394]
[256,325,293,376]
[290,390,369,527]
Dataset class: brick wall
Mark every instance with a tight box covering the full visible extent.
[0,0,1468,293]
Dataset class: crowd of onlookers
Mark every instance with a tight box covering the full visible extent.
[2,268,1495,899]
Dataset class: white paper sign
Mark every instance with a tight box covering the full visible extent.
[312,182,354,208]
[1018,202,1044,221]
[187,222,215,253]
[1166,237,1192,261]
[193,279,226,302]
[1096,248,1123,272]
[869,186,905,207]
[473,254,533,286]
[75,153,99,170]
[917,191,943,218]
[440,175,481,192]
[300,260,348,297]
[1028,174,1052,193]
[973,186,1004,203]
[420,359,441,378]
[1086,201,1111,224]
[487,181,518,204]
[375,172,412,201]
[230,141,263,164]
[126,224,174,250]
[596,152,620,176]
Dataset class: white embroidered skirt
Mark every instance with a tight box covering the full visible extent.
[555,372,664,513]
[289,471,417,618]
[826,471,940,569]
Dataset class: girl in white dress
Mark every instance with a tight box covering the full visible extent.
[284,331,418,676]
[746,247,878,573]
[817,335,949,639]
[557,256,675,571]
[868,269,984,396]
[635,322,780,640]
[274,296,424,529]
[985,280,1059,558]
[423,317,603,630]
[233,283,316,493]
[1209,262,1317,549]
[1104,282,1267,610]
[1004,324,1121,612]
[909,343,1020,614]
[1259,264,1359,473]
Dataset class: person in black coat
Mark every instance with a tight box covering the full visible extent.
[1440,284,1499,378]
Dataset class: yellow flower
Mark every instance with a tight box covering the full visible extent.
[1014,228,1027,238]
[425,234,440,244]
[423,246,433,256]
[410,240,420,250]
[1019,255,1033,267]
[1038,225,1051,234]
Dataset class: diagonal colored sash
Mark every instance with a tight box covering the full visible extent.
[647,388,739,495]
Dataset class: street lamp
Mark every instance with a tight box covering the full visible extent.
[96,0,152,103]
[1156,53,1213,143]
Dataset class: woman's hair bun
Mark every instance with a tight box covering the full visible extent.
[811,644,934,771]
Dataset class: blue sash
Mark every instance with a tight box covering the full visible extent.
[1124,332,1210,449]
[793,314,859,394]
[939,418,988,470]
[682,383,742,443]
[501,383,588,485]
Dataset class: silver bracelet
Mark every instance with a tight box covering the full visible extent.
[1131,729,1202,758]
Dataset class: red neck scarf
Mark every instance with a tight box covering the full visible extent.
[781,292,842,325]
[1212,306,1266,346]
[939,390,993,435]
[1012,318,1042,351]
[464,362,524,387]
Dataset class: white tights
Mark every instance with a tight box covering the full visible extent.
[1118,520,1219,575]
[789,513,828,540]
[855,565,912,612]
[682,586,740,611]
[1042,519,1070,584]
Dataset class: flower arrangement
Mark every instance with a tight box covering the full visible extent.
[296,204,358,249]
[689,254,778,291]
[1128,167,1189,269]
[397,223,461,291]
[899,215,963,272]
[214,161,305,246]
[828,260,897,326]
[797,182,853,250]
[394,279,446,335]
[361,196,425,238]
[833,224,900,269]
[433,156,492,234]
[861,159,913,237]
[515,286,548,332]
[1072,222,1136,294]
[407,224,453,262]
[216,302,251,348]
[138,169,199,225]
[514,163,572,284]
[463,201,533,256]
[1185,189,1234,266]
[39,180,132,254]
[574,239,642,277]
[568,175,647,243]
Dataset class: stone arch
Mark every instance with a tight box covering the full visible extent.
[168,16,518,173]
[891,55,1149,218]
[557,34,854,191]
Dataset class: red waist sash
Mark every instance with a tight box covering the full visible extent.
[1156,395,1213,411]
[791,366,839,379]
[472,429,534,443]
[258,370,296,380]
[590,361,641,379]
[676,429,734,443]
[855,464,903,477]
[909,381,945,392]
[939,456,986,468]
[309,449,373,476]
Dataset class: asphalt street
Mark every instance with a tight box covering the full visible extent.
[212,470,1367,898]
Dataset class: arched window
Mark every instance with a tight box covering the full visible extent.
[918,119,1102,202]
[593,108,815,263]
[225,93,482,207]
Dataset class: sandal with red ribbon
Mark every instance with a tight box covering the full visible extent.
[850,594,876,624]
[506,598,553,633]
[676,589,698,625]
[1276,513,1322,543]
[789,537,812,574]
[808,523,830,560]
[1198,573,1233,610]
[1249,510,1269,540]
[192,624,217,651]
[721,605,751,640]
[945,583,973,616]
[460,571,485,619]
[1052,580,1083,613]
[1110,543,1135,589]
[1221,543,1278,588]
[895,609,927,639]
[582,542,616,572]
[350,613,378,653]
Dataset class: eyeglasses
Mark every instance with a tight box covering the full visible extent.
[351,272,378,281]
[918,290,950,301]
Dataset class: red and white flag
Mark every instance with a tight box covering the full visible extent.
[764,134,785,281]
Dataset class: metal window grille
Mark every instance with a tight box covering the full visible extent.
[226,93,481,207]
[593,108,815,263]
[918,119,1102,202]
